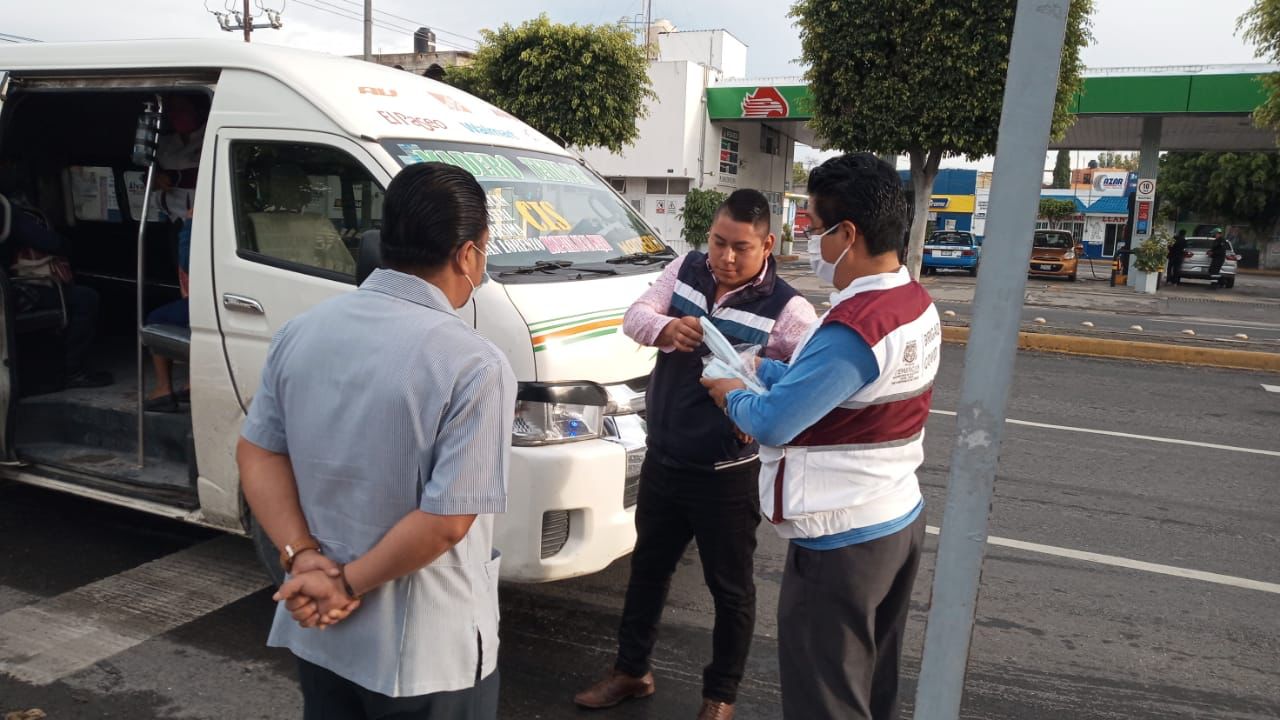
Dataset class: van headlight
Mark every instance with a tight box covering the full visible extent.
[512,382,607,446]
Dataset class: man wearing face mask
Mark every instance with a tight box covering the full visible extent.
[703,154,940,720]
[575,190,814,720]
[238,162,513,719]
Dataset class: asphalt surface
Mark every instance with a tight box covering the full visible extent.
[3,352,1279,719]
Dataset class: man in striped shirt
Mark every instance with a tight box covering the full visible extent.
[238,162,514,719]
[575,190,815,720]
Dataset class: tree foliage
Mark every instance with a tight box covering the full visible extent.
[678,188,727,248]
[1239,0,1280,136]
[1095,151,1140,171]
[791,0,1094,278]
[792,162,809,189]
[1038,198,1078,227]
[1159,152,1280,234]
[445,15,654,153]
[1052,150,1072,188]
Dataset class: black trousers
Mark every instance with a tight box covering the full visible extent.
[778,514,925,720]
[1167,259,1182,284]
[616,456,761,703]
[298,659,499,720]
[24,282,100,374]
[1209,258,1226,285]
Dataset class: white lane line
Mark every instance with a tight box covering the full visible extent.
[0,536,267,685]
[1263,384,1280,393]
[928,409,1280,458]
[924,526,1280,595]
[1144,317,1280,332]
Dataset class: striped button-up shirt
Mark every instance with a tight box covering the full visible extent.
[241,268,516,697]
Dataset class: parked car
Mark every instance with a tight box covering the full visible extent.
[1178,236,1238,288]
[923,231,980,276]
[1028,229,1083,281]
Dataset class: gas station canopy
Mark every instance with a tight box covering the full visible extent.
[705,64,1280,151]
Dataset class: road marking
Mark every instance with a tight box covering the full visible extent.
[928,409,1280,458]
[924,526,1280,595]
[1145,317,1280,332]
[1263,384,1280,393]
[0,536,268,685]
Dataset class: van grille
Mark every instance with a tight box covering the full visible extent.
[540,510,570,559]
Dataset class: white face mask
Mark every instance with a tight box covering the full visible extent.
[458,244,488,308]
[808,224,851,285]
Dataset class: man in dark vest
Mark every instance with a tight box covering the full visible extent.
[574,189,815,720]
[1167,229,1187,285]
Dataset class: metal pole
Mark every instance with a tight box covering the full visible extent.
[135,97,163,467]
[363,0,373,61]
[913,2,1070,718]
[243,0,252,42]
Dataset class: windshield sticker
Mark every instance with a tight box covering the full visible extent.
[542,234,612,254]
[486,189,527,242]
[516,200,572,233]
[516,156,593,186]
[490,237,554,255]
[378,111,447,132]
[618,234,666,255]
[392,144,526,180]
[461,122,518,140]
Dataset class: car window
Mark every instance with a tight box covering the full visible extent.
[1186,238,1213,249]
[231,141,381,280]
[1033,231,1072,249]
[382,140,666,271]
[930,232,972,246]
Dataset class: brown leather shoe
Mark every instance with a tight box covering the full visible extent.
[696,698,735,720]
[573,669,656,709]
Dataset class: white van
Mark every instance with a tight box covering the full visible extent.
[0,41,668,582]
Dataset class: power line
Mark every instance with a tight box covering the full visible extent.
[290,0,473,51]
[328,0,479,46]
[0,31,43,43]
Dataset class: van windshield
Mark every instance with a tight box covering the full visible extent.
[382,140,668,271]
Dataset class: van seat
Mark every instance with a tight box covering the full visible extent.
[140,323,190,361]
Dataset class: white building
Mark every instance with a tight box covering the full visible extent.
[579,26,817,249]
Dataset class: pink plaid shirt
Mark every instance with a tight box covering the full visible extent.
[623,254,816,361]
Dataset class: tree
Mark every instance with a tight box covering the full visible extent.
[792,161,810,189]
[445,15,654,153]
[1239,0,1280,136]
[791,0,1094,278]
[1052,150,1072,188]
[1096,151,1140,171]
[678,188,727,248]
[1038,198,1078,229]
[1158,151,1280,235]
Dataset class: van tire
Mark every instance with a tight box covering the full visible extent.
[968,266,978,277]
[249,512,286,587]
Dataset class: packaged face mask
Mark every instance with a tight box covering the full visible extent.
[699,316,766,394]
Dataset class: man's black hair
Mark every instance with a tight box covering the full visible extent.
[380,162,488,272]
[714,188,771,238]
[806,152,908,257]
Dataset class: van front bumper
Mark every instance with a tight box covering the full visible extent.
[494,415,644,583]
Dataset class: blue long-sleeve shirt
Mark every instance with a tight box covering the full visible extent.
[726,323,880,447]
[727,323,924,550]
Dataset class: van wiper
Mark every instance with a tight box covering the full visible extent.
[497,260,616,277]
[606,248,677,265]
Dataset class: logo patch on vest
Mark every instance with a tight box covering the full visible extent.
[893,340,922,384]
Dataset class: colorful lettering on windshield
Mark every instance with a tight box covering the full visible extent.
[516,156,593,186]
[392,144,525,180]
[461,122,518,139]
[618,235,665,255]
[515,201,572,233]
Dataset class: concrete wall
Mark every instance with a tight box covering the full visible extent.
[657,30,747,77]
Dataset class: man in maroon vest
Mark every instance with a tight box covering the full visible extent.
[705,154,940,720]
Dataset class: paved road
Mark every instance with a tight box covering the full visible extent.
[2,352,1278,719]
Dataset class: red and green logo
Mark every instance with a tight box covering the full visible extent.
[741,87,789,118]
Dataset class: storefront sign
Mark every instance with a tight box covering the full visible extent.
[930,197,949,210]
[706,85,814,120]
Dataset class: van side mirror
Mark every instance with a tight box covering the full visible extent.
[356,229,382,285]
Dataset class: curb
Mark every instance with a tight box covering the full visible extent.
[941,326,1280,373]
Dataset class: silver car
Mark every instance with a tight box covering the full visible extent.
[1178,236,1238,288]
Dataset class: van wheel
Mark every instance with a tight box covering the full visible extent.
[249,512,286,587]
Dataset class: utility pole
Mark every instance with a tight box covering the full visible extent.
[243,0,252,43]
[363,0,373,61]
[912,1,1071,718]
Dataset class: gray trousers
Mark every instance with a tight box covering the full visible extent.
[778,514,925,720]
